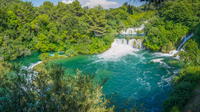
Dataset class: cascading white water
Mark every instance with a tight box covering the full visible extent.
[19,61,42,82]
[98,38,143,60]
[97,25,145,60]
[154,33,194,58]
[120,24,145,35]
[177,33,194,51]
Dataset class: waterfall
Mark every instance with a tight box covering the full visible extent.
[19,61,42,83]
[120,24,145,35]
[113,38,143,49]
[154,33,194,58]
[98,38,143,60]
[177,33,194,51]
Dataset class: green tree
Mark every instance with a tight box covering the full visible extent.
[86,6,108,37]
[0,64,114,112]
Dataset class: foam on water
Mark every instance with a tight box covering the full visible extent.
[98,39,142,61]
[14,32,181,112]
[151,58,164,63]
[16,49,176,112]
[154,50,179,57]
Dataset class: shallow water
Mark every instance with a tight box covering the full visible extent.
[11,52,41,66]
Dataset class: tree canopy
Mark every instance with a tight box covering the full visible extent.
[0,0,148,61]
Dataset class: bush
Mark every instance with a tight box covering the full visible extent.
[164,82,193,112]
[39,53,50,60]
[164,66,200,112]
[0,64,114,112]
[144,19,188,52]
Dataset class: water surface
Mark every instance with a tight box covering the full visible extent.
[51,50,174,112]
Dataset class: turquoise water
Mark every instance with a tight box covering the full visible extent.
[14,50,175,112]
[12,52,41,66]
[49,50,174,112]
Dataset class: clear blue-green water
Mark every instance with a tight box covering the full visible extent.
[11,52,41,66]
[16,50,175,112]
[50,50,174,112]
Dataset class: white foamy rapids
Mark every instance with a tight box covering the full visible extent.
[151,58,171,68]
[151,58,164,63]
[19,61,42,83]
[120,24,145,35]
[28,61,42,69]
[154,50,179,57]
[98,39,142,60]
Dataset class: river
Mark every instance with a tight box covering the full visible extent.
[15,42,178,112]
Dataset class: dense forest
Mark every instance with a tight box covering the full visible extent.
[0,0,200,112]
[0,0,154,61]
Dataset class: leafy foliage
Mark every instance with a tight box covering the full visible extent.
[145,1,200,111]
[164,66,200,112]
[144,0,200,52]
[0,64,114,112]
[0,0,147,61]
[144,19,188,52]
